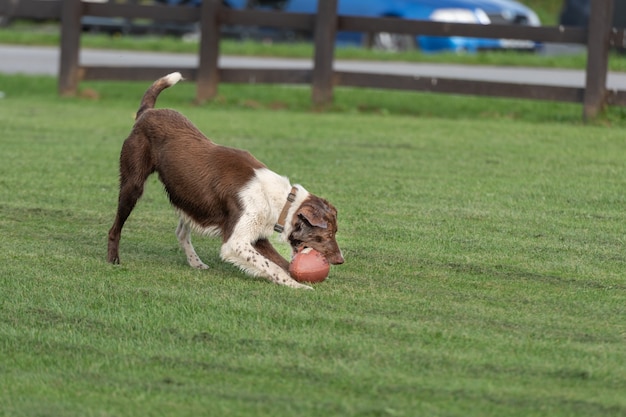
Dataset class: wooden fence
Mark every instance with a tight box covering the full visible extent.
[2,0,625,119]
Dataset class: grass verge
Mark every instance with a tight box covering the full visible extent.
[6,19,626,71]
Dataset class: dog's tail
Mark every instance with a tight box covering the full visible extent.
[136,72,183,119]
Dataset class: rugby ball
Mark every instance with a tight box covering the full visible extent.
[289,247,330,283]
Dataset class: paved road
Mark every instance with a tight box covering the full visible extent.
[2,44,626,89]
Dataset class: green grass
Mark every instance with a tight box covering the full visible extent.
[1,74,626,416]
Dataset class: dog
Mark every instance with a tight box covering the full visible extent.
[107,72,344,289]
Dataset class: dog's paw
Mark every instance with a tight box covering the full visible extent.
[187,256,210,270]
[289,280,314,290]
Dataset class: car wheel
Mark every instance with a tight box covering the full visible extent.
[370,32,416,52]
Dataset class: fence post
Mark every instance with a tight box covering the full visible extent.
[58,0,82,96]
[312,0,338,106]
[583,0,614,121]
[196,0,221,104]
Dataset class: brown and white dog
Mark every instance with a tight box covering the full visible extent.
[107,72,344,289]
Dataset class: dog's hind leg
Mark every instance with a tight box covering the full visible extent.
[176,219,209,269]
[107,134,154,264]
[107,179,146,264]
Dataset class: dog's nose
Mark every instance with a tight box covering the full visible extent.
[330,252,345,265]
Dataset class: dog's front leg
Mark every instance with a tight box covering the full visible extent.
[176,219,210,269]
[221,238,312,290]
[253,238,290,271]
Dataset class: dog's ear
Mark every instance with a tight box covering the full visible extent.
[297,204,329,229]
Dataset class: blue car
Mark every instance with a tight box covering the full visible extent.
[158,0,542,53]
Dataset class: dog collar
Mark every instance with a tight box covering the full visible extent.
[274,186,298,233]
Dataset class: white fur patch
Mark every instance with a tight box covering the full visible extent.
[237,168,310,240]
[164,72,183,86]
[177,211,221,237]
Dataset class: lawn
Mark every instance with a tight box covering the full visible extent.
[1,74,625,417]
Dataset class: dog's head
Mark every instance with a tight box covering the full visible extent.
[288,196,344,265]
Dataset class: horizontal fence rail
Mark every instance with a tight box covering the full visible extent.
[2,0,624,119]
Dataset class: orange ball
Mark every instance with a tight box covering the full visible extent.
[289,247,330,283]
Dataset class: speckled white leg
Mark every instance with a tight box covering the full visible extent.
[220,236,312,290]
[176,219,209,269]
